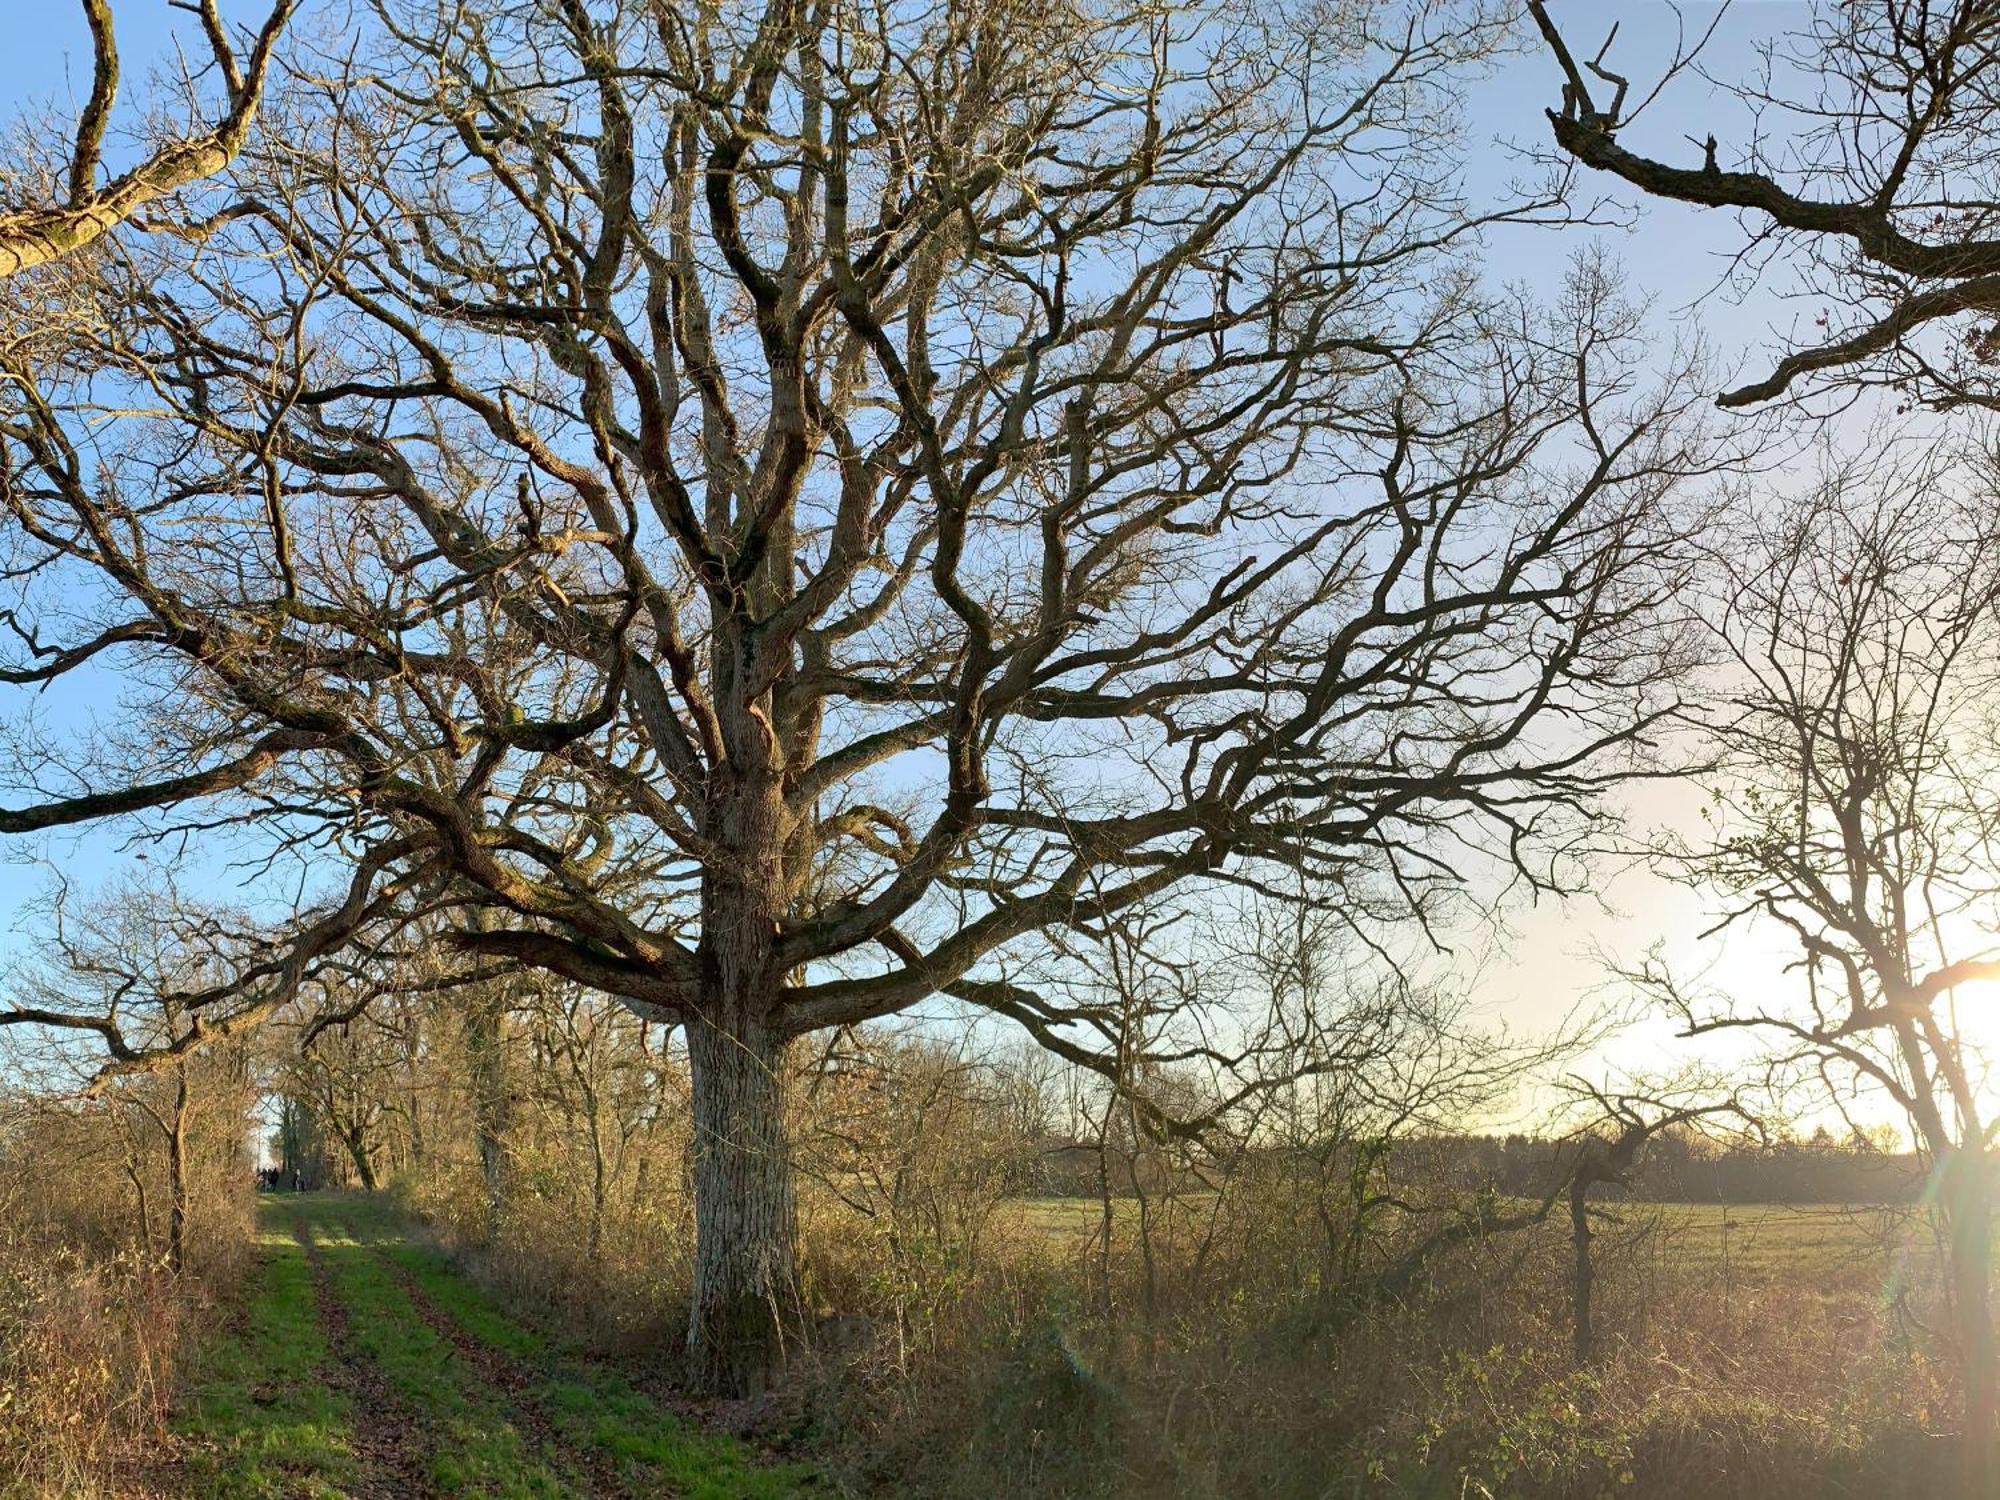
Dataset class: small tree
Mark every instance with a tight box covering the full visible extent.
[1552,1079,1751,1365]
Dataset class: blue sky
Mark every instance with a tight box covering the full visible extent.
[0,1,1808,347]
[0,2,1831,1086]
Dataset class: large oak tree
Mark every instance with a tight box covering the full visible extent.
[0,0,1727,1391]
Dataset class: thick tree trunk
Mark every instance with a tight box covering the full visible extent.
[685,1014,798,1396]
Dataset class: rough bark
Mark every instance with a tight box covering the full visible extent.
[685,1013,798,1396]
[0,1,293,281]
[341,1120,378,1192]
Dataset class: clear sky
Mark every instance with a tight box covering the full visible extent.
[0,2,1850,1101]
[1453,5,1851,1095]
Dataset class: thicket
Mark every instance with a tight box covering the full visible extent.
[271,984,1948,1499]
[0,1053,252,1497]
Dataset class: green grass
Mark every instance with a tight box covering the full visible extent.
[177,1193,822,1498]
[536,1369,816,1500]
[308,1193,819,1498]
[1628,1201,1921,1275]
[173,1209,357,1499]
[300,1203,581,1499]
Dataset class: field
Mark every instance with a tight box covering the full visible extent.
[1004,1195,1922,1276]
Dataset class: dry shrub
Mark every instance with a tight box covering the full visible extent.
[400,1131,696,1356]
[0,1072,250,1498]
[389,1029,1963,1498]
[0,1241,184,1498]
[780,1167,1958,1499]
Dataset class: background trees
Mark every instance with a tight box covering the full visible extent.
[0,881,266,1272]
[1622,452,2000,1486]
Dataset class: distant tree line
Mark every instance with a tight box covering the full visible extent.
[1030,1127,1928,1206]
[1434,1130,1922,1207]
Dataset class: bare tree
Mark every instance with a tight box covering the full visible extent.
[278,1007,398,1191]
[0,879,255,1271]
[0,0,1730,1391]
[1621,451,2000,1493]
[1551,1079,1752,1366]
[0,0,293,279]
[1527,0,2000,410]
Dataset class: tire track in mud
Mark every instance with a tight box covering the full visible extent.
[364,1244,634,1500]
[288,1207,441,1499]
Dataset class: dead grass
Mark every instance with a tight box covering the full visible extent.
[0,1241,187,1499]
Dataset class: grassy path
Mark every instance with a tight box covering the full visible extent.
[171,1193,820,1499]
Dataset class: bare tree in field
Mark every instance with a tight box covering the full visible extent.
[0,0,1731,1391]
[1527,0,2000,410]
[0,0,292,279]
[1622,457,2000,1492]
[1551,1079,1751,1366]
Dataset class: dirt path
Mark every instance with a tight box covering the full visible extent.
[288,1207,440,1499]
[171,1192,818,1499]
[369,1247,631,1499]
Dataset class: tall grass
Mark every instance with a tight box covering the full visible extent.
[398,1103,1962,1499]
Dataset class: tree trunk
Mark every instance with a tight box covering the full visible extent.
[166,1063,191,1275]
[124,1152,154,1262]
[1947,1146,1996,1498]
[343,1123,378,1192]
[586,1094,607,1273]
[685,1013,797,1396]
[465,987,513,1231]
[1569,1175,1594,1365]
[406,1079,425,1168]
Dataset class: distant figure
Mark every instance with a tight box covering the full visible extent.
[291,1170,301,1193]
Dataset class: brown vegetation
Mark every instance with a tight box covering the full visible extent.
[0,1055,250,1496]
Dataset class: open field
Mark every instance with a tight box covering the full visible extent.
[1003,1196,1926,1276]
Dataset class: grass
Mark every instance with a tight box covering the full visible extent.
[173,1213,357,1499]
[174,1192,818,1499]
[330,1197,818,1498]
[1629,1201,1922,1275]
[300,1201,579,1498]
[1004,1195,1924,1275]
